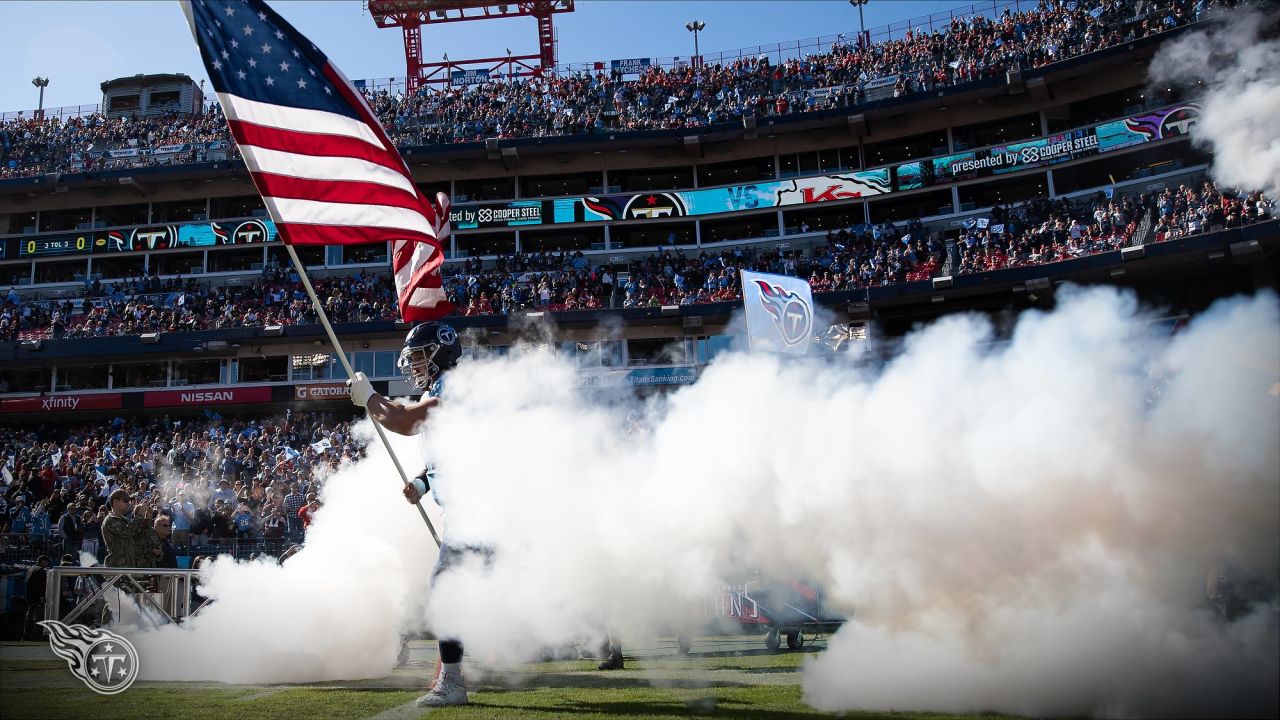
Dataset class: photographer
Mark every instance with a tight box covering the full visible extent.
[101,489,157,569]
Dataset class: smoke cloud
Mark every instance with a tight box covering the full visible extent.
[129,287,1278,717]
[1150,5,1280,198]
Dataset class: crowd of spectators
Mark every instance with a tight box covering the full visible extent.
[1,0,1232,178]
[1,181,1273,342]
[1,270,398,343]
[953,182,1273,273]
[1,108,232,179]
[0,410,361,560]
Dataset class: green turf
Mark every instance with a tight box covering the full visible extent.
[0,638,1024,720]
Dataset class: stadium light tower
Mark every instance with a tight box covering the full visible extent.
[848,0,869,48]
[685,20,705,68]
[32,76,49,121]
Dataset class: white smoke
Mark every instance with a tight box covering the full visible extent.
[131,435,442,683]
[1150,5,1280,198]
[127,286,1278,717]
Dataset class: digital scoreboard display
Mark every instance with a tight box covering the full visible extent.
[18,234,97,258]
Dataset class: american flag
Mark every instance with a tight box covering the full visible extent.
[183,0,452,322]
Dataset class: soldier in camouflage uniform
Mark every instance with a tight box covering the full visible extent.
[101,489,158,569]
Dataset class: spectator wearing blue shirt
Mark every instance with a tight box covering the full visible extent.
[9,496,31,535]
[170,492,195,547]
[29,501,51,549]
[210,479,236,509]
[232,502,255,540]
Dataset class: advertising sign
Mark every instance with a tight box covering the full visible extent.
[142,386,273,408]
[896,102,1200,190]
[293,383,351,401]
[450,201,545,230]
[0,393,123,414]
[573,366,698,388]
[741,270,814,354]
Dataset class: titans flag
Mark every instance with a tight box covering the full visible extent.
[181,0,453,321]
[741,270,814,354]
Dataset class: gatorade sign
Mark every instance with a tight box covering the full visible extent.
[294,383,351,401]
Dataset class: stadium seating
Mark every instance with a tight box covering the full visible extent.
[0,0,1229,179]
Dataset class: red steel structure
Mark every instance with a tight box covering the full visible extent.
[366,0,574,93]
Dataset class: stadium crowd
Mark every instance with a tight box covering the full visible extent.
[0,0,1232,178]
[0,410,361,561]
[1,182,1273,342]
[953,182,1272,273]
[1,271,398,342]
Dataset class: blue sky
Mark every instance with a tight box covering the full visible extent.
[1,0,959,114]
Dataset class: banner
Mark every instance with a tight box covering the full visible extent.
[741,270,814,354]
[142,386,272,408]
[293,383,351,401]
[573,366,698,389]
[450,201,545,230]
[449,69,490,87]
[898,102,1200,190]
[0,393,122,414]
[610,58,651,74]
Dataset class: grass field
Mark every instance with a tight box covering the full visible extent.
[0,636,1018,720]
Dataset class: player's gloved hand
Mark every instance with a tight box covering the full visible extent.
[403,481,424,505]
[347,372,374,407]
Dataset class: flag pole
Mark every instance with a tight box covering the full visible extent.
[282,243,441,547]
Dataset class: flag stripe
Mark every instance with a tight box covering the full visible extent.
[218,92,384,149]
[190,0,452,321]
[275,222,439,248]
[254,172,426,213]
[229,119,411,176]
[266,197,437,236]
[240,145,417,196]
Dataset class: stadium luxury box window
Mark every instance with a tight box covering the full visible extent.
[698,156,777,187]
[611,166,695,193]
[951,113,1042,152]
[95,203,149,228]
[868,189,954,224]
[520,227,605,253]
[37,207,93,233]
[521,171,603,198]
[454,176,515,203]
[209,195,267,220]
[864,130,949,168]
[454,232,516,257]
[152,198,209,223]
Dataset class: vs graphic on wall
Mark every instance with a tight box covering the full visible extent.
[741,270,814,354]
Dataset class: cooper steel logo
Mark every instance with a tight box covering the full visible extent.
[39,620,140,695]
